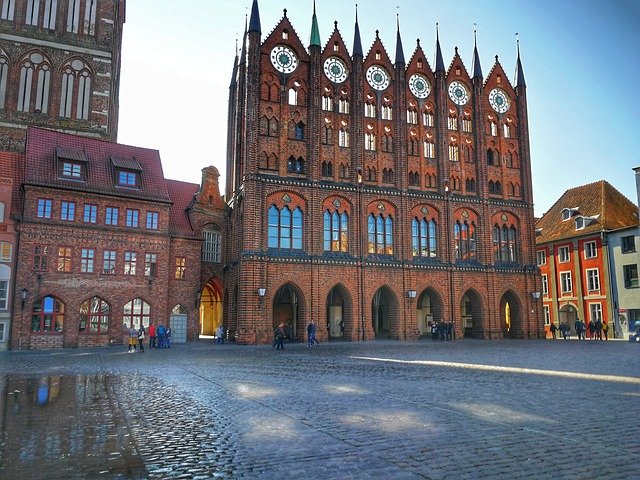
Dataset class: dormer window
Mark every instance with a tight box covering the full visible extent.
[62,162,82,178]
[561,207,578,221]
[575,215,598,230]
[111,156,142,189]
[575,217,584,230]
[118,170,138,187]
[56,146,87,181]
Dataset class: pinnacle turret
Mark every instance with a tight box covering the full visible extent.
[472,29,482,79]
[353,5,363,57]
[434,24,445,72]
[515,39,526,87]
[395,16,405,65]
[310,1,321,48]
[248,0,261,34]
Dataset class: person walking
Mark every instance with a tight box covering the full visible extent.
[307,321,314,347]
[137,325,145,353]
[309,321,320,346]
[602,320,609,340]
[430,322,438,341]
[275,322,286,350]
[148,323,156,349]
[550,322,557,339]
[128,326,137,353]
[595,318,603,340]
[215,325,224,344]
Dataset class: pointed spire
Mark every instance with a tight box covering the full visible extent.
[353,4,363,57]
[472,27,482,79]
[230,39,239,87]
[434,23,445,72]
[240,15,248,62]
[248,0,261,34]
[395,15,405,65]
[310,1,321,48]
[515,36,526,87]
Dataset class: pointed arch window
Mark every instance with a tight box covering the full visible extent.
[323,210,348,252]
[43,0,57,29]
[339,163,349,179]
[486,149,495,166]
[424,141,435,159]
[322,95,333,111]
[25,0,40,26]
[31,296,64,332]
[381,134,393,153]
[294,122,305,140]
[503,123,511,138]
[449,144,459,161]
[408,137,419,156]
[412,217,437,258]
[489,120,498,136]
[79,296,110,333]
[1,0,15,20]
[268,205,303,250]
[367,167,377,182]
[287,156,304,173]
[19,57,51,113]
[122,298,150,329]
[364,102,376,118]
[461,117,472,132]
[60,61,92,119]
[365,133,376,151]
[407,109,418,124]
[447,116,458,130]
[408,171,420,186]
[288,88,298,105]
[423,111,434,127]
[66,0,80,33]
[381,104,393,120]
[0,54,7,109]
[493,224,519,263]
[454,220,477,260]
[382,168,394,183]
[83,0,97,35]
[368,213,393,255]
[17,60,34,112]
[339,129,349,147]
[465,178,476,192]
[322,125,333,145]
[321,161,333,177]
[338,97,349,114]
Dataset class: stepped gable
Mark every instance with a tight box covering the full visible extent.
[536,180,639,243]
[24,127,171,203]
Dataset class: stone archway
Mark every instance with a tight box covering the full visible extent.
[460,290,483,338]
[416,288,444,337]
[559,304,578,335]
[272,283,305,342]
[326,285,352,341]
[199,278,223,337]
[371,286,398,339]
[499,290,523,339]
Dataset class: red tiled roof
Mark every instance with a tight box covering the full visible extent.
[536,180,639,244]
[25,127,171,203]
[166,179,199,238]
[0,151,25,216]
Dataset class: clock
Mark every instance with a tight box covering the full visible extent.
[324,57,348,83]
[448,81,469,106]
[408,73,431,99]
[489,88,510,114]
[366,65,390,91]
[270,45,298,74]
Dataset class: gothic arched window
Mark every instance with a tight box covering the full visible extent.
[368,213,393,255]
[412,217,437,258]
[79,296,110,333]
[323,210,348,252]
[268,205,303,250]
[454,220,477,261]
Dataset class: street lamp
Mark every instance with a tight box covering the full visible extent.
[407,290,417,300]
[257,287,266,297]
[18,288,29,351]
[20,288,29,310]
[531,291,541,299]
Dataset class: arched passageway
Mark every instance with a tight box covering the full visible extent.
[372,286,398,339]
[416,288,444,337]
[326,285,352,340]
[199,278,223,337]
[272,283,305,341]
[460,290,482,338]
[500,291,522,339]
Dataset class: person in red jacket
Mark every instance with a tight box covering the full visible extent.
[148,323,156,348]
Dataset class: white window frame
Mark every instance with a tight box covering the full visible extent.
[338,129,349,148]
[423,141,434,159]
[589,303,602,322]
[560,271,572,294]
[203,229,221,263]
[25,0,40,26]
[541,274,548,296]
[586,268,600,292]
[66,0,80,33]
[322,96,332,111]
[407,110,417,124]
[83,0,97,35]
[0,55,8,109]
[543,305,550,326]
[536,250,546,266]
[338,98,349,114]
[43,0,57,29]
[558,245,570,263]
[0,321,5,342]
[423,112,434,127]
[584,240,597,259]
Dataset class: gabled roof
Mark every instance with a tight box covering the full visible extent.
[25,127,171,203]
[166,179,200,238]
[536,180,639,244]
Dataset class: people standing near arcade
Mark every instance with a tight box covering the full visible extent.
[148,323,156,348]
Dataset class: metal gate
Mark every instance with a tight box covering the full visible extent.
[169,314,188,343]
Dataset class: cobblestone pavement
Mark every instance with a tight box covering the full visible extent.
[0,338,639,479]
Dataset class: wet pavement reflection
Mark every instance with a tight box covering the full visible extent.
[0,374,146,479]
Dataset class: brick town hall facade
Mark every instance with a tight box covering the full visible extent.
[223,1,542,344]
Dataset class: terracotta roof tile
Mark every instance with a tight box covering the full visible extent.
[0,151,25,216]
[536,180,639,244]
[25,127,171,203]
[166,179,199,238]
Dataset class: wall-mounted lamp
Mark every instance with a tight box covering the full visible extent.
[257,288,266,297]
[194,289,202,308]
[531,291,541,300]
[20,288,29,310]
[444,181,450,194]
[407,290,417,299]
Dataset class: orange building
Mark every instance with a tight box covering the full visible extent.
[535,181,638,337]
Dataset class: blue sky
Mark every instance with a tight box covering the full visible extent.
[118,0,640,217]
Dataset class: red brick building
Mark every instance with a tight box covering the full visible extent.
[0,150,20,350]
[0,0,126,151]
[224,2,541,344]
[9,127,224,350]
[535,180,639,337]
